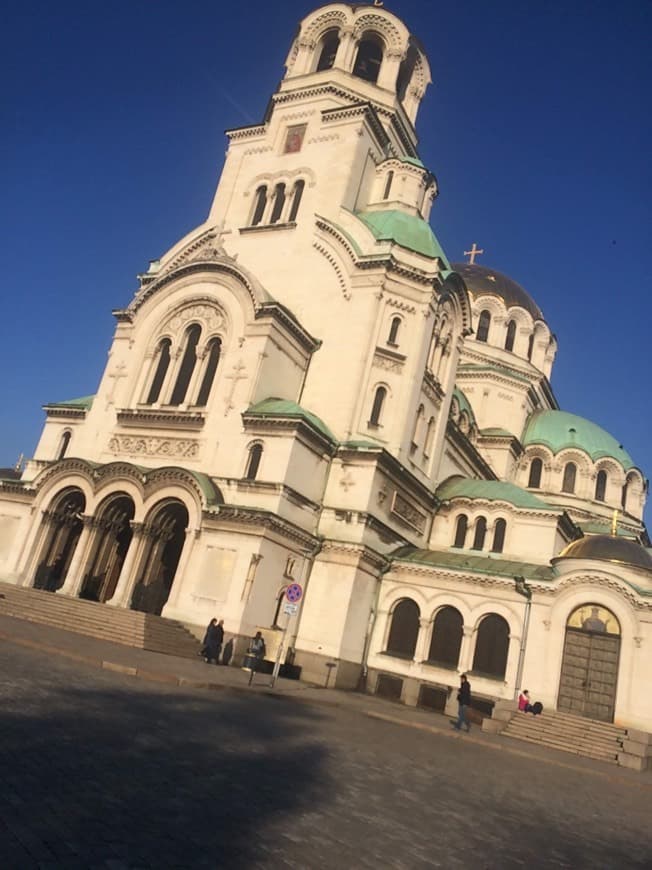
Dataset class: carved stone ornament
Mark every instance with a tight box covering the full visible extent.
[372,352,403,374]
[164,304,226,336]
[390,491,427,534]
[108,435,199,459]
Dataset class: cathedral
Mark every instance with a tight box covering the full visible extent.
[1,2,651,732]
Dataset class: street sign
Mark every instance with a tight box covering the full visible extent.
[285,583,303,603]
[283,602,298,616]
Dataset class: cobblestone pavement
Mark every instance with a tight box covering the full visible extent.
[1,642,650,870]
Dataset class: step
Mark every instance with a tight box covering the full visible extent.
[0,582,201,659]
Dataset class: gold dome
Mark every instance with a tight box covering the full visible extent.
[557,535,652,573]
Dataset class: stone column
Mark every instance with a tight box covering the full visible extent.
[57,516,94,598]
[162,526,199,615]
[183,345,207,407]
[414,617,431,664]
[377,50,403,92]
[457,626,475,674]
[335,28,356,70]
[106,522,146,608]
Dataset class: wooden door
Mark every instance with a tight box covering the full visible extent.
[558,628,620,722]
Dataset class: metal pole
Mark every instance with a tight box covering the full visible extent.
[513,576,533,699]
[269,618,289,688]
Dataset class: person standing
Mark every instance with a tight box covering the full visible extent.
[453,673,472,732]
[248,631,266,685]
[203,618,223,665]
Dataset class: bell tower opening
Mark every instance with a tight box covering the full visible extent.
[353,35,383,84]
[316,29,340,72]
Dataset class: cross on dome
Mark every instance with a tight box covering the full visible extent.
[464,242,484,265]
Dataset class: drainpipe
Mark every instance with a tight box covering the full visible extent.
[513,575,533,700]
[358,558,393,692]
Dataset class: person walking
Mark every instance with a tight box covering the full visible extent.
[248,631,266,685]
[453,673,472,732]
[202,618,223,665]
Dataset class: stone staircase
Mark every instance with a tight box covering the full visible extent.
[500,708,626,764]
[0,581,201,659]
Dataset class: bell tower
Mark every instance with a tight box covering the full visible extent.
[207,2,434,233]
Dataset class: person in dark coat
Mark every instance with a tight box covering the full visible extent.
[453,673,472,732]
[203,618,224,664]
[222,637,234,666]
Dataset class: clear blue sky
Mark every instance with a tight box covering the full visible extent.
[2,1,651,516]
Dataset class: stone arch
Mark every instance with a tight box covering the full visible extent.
[385,597,420,658]
[79,491,136,603]
[471,612,510,679]
[32,486,86,592]
[427,604,463,668]
[130,498,190,616]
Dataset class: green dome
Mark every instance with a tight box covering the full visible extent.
[355,209,450,264]
[436,476,552,510]
[522,411,635,470]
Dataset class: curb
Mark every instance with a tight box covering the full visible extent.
[3,627,651,788]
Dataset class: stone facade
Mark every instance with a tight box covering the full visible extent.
[0,3,650,730]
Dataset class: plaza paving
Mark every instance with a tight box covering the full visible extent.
[1,627,651,869]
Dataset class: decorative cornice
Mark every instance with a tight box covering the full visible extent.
[116,409,205,430]
[241,413,337,455]
[202,504,318,550]
[225,124,267,141]
[108,434,200,460]
[43,406,87,420]
[256,302,321,354]
[321,102,390,152]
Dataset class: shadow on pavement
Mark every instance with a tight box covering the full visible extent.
[1,671,327,868]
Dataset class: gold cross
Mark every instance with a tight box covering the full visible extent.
[611,509,619,536]
[464,242,484,265]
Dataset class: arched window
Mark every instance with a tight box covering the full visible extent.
[527,457,543,489]
[196,337,222,406]
[386,598,420,658]
[595,470,607,502]
[369,386,386,427]
[316,30,339,71]
[491,518,507,553]
[251,186,267,226]
[244,443,263,481]
[476,310,491,343]
[388,316,401,345]
[411,404,425,448]
[383,170,394,200]
[472,614,510,679]
[562,462,577,494]
[505,320,516,352]
[270,183,286,224]
[353,35,383,84]
[288,180,305,222]
[272,586,288,627]
[471,516,487,550]
[424,417,436,459]
[146,338,171,404]
[427,606,463,668]
[453,514,468,548]
[170,324,201,406]
[57,431,72,460]
[527,333,534,361]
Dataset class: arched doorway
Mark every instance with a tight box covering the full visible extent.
[130,500,188,616]
[33,488,85,591]
[79,494,135,602]
[558,604,621,722]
